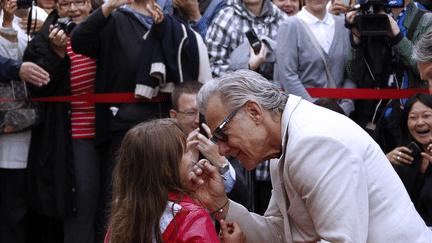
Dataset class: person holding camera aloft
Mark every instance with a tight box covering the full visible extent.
[22,0,102,242]
[345,0,432,140]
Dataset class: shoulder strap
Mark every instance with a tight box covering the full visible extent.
[297,18,336,88]
[407,9,426,41]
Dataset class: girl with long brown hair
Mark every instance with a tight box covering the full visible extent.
[105,118,245,243]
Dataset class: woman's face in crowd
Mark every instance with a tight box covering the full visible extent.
[57,0,91,24]
[304,0,329,14]
[272,0,299,16]
[37,0,56,10]
[407,101,432,146]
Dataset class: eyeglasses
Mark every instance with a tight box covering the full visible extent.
[210,108,239,144]
[57,0,85,10]
[176,110,199,118]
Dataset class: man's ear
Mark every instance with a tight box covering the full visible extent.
[169,109,177,119]
[244,100,263,125]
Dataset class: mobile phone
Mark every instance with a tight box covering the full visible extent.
[245,29,262,55]
[406,141,421,156]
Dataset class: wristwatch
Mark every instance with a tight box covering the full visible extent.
[219,162,230,175]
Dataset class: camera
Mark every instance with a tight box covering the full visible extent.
[17,0,33,9]
[351,0,404,36]
[53,17,76,35]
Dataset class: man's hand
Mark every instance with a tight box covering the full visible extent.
[189,159,228,220]
[329,0,349,15]
[386,13,400,37]
[173,0,200,21]
[3,0,17,28]
[346,10,361,43]
[19,62,50,86]
[248,43,266,71]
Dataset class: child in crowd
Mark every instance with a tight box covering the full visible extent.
[105,118,245,243]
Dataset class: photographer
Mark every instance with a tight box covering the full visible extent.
[345,0,432,148]
[22,0,102,243]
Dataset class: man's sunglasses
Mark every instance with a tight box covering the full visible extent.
[210,108,239,144]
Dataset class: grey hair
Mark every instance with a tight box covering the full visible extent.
[413,30,432,63]
[196,69,288,119]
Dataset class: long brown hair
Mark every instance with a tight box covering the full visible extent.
[108,118,193,243]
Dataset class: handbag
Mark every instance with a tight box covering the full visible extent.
[0,80,42,134]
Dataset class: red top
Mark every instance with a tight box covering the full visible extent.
[104,192,219,243]
[67,39,97,139]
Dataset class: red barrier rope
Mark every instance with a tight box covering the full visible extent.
[0,88,429,102]
[306,88,429,99]
[0,92,171,103]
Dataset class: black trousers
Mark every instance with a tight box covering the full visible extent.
[0,169,30,243]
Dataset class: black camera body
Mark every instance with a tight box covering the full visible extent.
[17,0,32,9]
[53,17,76,35]
[353,0,404,36]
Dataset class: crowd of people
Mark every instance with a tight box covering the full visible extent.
[1,0,432,241]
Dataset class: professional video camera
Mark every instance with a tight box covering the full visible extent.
[351,0,404,36]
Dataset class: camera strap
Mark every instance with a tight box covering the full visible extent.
[297,18,337,89]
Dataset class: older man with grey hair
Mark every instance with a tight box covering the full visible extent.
[190,69,432,243]
[413,29,432,95]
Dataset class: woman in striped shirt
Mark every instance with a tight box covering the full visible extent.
[22,0,101,242]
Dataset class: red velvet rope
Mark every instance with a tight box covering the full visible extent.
[0,88,429,103]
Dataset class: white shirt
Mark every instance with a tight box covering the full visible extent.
[296,7,335,54]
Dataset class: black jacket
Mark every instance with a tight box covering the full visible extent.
[70,7,171,146]
[394,143,432,226]
[23,10,76,218]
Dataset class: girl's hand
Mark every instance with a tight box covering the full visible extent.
[219,220,246,243]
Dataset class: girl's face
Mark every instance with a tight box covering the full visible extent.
[179,149,194,188]
[407,101,432,147]
[272,0,300,16]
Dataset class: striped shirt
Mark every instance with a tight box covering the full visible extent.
[67,39,97,139]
